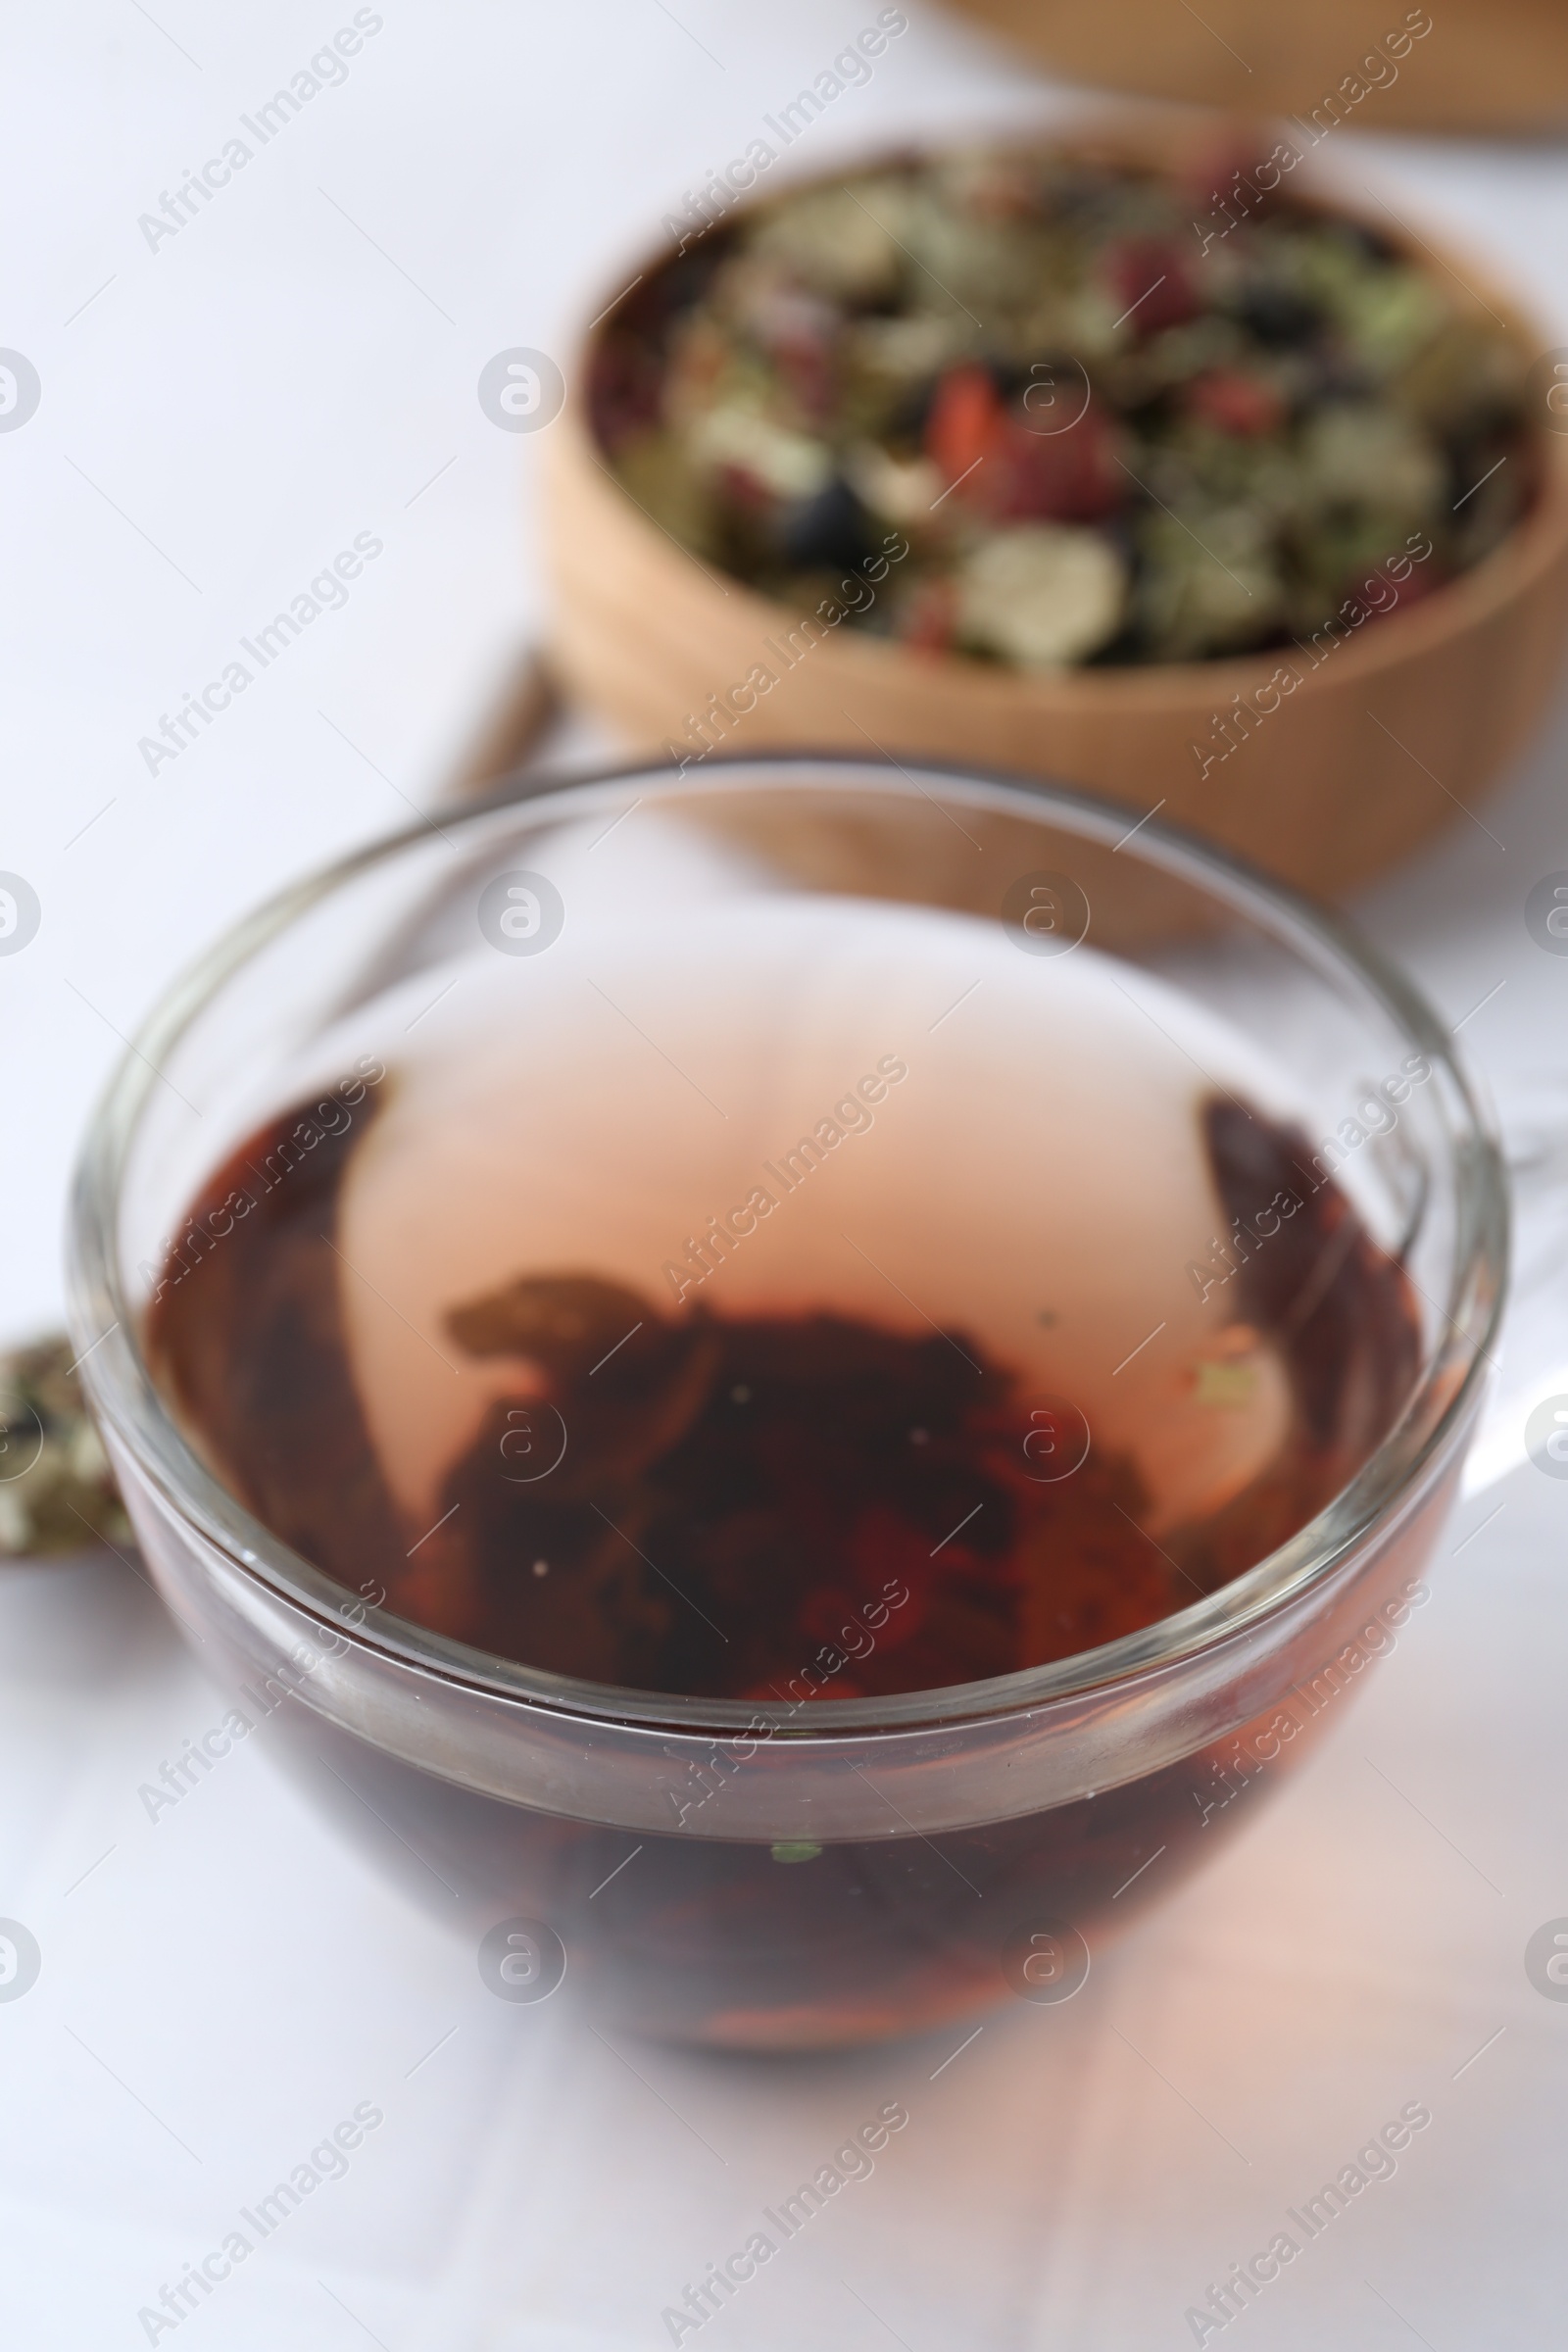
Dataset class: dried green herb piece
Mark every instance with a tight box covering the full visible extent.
[0,1335,131,1559]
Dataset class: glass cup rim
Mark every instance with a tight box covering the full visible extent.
[67,752,1507,1738]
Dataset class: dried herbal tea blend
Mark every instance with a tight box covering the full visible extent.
[591,144,1532,668]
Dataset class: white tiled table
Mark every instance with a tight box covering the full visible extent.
[5,6,1568,2343]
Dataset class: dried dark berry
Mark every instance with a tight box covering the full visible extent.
[1234,283,1322,347]
[776,474,875,571]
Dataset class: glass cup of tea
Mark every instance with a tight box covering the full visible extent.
[68,757,1503,2048]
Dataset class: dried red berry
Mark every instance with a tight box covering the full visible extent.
[1102,236,1200,336]
[1186,370,1286,438]
[991,403,1122,521]
[925,365,1004,484]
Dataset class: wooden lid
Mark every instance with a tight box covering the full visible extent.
[943,0,1568,135]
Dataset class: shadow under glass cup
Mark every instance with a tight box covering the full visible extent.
[68,758,1503,2049]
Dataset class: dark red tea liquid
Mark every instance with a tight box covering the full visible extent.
[146,1083,1421,2043]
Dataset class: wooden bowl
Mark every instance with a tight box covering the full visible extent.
[544,125,1568,898]
[942,0,1568,137]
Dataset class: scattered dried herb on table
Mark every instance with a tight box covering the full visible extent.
[0,1336,131,1558]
